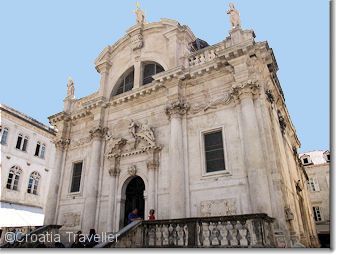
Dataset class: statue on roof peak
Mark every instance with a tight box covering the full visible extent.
[134,2,145,25]
[227,3,241,29]
[66,77,75,99]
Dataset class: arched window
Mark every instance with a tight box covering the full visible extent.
[114,67,135,96]
[142,62,164,85]
[6,166,22,191]
[27,171,41,195]
[0,127,9,145]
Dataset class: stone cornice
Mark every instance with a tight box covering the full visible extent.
[108,82,165,107]
[107,145,161,159]
[0,104,56,136]
[49,111,69,125]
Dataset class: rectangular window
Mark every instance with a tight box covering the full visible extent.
[313,206,322,222]
[13,175,19,190]
[6,173,13,189]
[22,138,28,152]
[1,128,8,145]
[204,131,225,173]
[16,136,22,149]
[40,145,45,159]
[70,162,83,193]
[27,178,33,193]
[308,177,320,192]
[34,143,40,156]
[303,158,309,164]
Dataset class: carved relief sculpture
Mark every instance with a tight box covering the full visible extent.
[128,165,137,176]
[200,198,237,217]
[128,119,156,149]
[62,212,80,228]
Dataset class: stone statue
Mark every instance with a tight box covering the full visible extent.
[67,77,75,98]
[140,120,155,142]
[128,119,138,139]
[134,2,145,24]
[227,3,241,29]
[129,119,139,149]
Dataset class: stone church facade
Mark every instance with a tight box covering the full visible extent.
[44,7,319,247]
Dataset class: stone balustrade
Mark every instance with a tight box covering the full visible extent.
[188,48,218,67]
[102,213,275,248]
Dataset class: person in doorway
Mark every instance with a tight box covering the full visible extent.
[128,208,142,224]
[148,209,156,220]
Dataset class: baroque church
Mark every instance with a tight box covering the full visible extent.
[44,4,319,247]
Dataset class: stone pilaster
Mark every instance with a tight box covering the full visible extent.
[146,160,159,214]
[106,156,120,233]
[44,138,70,225]
[96,59,111,98]
[82,126,107,234]
[165,101,189,219]
[235,82,272,216]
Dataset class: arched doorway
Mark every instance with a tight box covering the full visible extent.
[123,176,145,227]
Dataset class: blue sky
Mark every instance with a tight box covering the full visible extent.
[0,0,329,152]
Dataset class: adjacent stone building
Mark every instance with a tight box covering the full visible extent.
[44,5,319,247]
[0,104,56,241]
[299,150,330,247]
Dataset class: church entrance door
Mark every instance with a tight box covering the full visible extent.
[123,176,145,227]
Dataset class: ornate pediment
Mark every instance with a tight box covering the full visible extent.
[105,136,127,157]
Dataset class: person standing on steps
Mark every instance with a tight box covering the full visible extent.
[148,209,156,220]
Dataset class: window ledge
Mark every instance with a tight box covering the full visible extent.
[202,170,232,178]
[67,192,82,199]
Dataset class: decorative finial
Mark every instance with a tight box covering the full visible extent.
[134,2,145,24]
[227,3,241,29]
[66,77,75,99]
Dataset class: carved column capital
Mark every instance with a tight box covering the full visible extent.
[231,80,260,101]
[165,100,189,119]
[147,160,159,171]
[54,138,70,150]
[89,126,108,140]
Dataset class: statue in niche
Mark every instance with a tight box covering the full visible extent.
[227,3,241,29]
[67,77,75,99]
[134,2,145,24]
